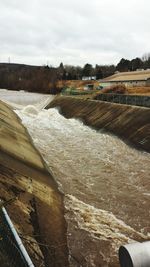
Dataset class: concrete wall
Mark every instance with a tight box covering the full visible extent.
[146,78,150,86]
[95,94,150,107]
[47,96,150,153]
[102,81,147,87]
[0,100,69,267]
[122,81,146,87]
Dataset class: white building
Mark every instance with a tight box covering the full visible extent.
[99,70,150,87]
[82,76,96,81]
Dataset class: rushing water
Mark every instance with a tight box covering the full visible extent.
[0,89,54,109]
[15,106,150,267]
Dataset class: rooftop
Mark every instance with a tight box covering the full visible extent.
[102,70,150,82]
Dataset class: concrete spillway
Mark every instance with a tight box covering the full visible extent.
[0,89,55,110]
[1,91,150,267]
[47,96,150,153]
[16,97,150,267]
[0,100,69,267]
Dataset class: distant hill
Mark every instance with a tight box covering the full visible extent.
[0,63,60,94]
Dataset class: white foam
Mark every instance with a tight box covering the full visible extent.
[22,105,39,115]
[0,89,54,110]
[65,194,146,243]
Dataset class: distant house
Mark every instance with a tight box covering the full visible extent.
[82,76,96,81]
[84,84,94,90]
[99,70,150,87]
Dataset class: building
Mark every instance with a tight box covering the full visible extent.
[82,76,96,81]
[83,84,94,90]
[99,70,150,87]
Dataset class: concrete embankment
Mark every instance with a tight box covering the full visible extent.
[0,100,69,267]
[95,93,150,107]
[47,96,150,153]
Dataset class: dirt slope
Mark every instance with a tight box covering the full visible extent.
[0,100,69,267]
[47,96,150,153]
[57,80,150,95]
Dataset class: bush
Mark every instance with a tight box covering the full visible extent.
[100,84,127,94]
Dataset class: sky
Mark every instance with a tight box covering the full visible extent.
[0,0,150,67]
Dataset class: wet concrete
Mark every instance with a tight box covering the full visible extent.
[47,96,150,153]
[0,100,69,267]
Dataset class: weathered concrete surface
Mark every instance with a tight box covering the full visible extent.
[0,100,69,267]
[47,96,150,153]
[95,93,150,108]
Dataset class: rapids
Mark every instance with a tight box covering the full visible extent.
[15,106,150,267]
[0,89,54,109]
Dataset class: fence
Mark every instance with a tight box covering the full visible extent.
[0,207,34,267]
[95,94,150,108]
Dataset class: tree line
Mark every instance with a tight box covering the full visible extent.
[0,53,149,94]
[59,53,150,80]
[0,63,58,94]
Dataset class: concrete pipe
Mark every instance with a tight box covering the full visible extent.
[119,241,150,267]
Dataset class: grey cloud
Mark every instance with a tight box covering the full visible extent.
[0,0,150,66]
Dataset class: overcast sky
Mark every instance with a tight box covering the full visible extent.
[0,0,150,67]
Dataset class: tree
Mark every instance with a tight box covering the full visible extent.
[95,65,103,79]
[82,63,93,77]
[130,57,143,71]
[142,53,150,69]
[95,64,115,78]
[142,53,150,62]
[57,62,66,80]
[116,58,130,72]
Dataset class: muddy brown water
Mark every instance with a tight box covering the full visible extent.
[15,107,150,267]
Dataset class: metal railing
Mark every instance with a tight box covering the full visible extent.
[0,206,34,267]
[95,93,150,108]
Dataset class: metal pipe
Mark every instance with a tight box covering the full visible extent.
[119,241,150,267]
[2,207,35,267]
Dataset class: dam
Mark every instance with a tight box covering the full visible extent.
[0,90,150,267]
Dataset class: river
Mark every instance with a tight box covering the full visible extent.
[15,105,150,267]
[1,90,149,266]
